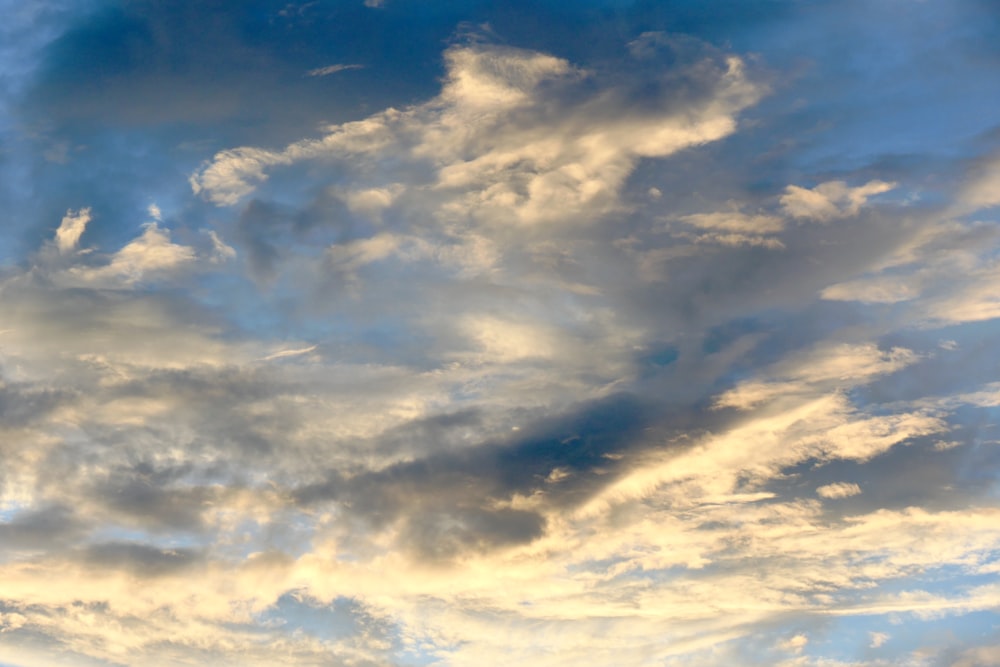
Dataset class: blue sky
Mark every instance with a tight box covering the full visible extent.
[2,1,1000,665]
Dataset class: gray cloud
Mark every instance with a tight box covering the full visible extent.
[82,542,204,577]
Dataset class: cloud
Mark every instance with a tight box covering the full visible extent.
[64,222,196,287]
[714,343,919,411]
[261,345,317,361]
[817,482,862,499]
[869,631,889,648]
[813,213,1000,329]
[6,6,1000,667]
[777,634,809,653]
[780,180,895,221]
[191,41,764,224]
[679,211,785,234]
[954,154,1000,215]
[53,207,90,254]
[34,208,235,290]
[306,63,364,77]
[205,229,236,263]
[678,210,785,249]
[820,275,920,304]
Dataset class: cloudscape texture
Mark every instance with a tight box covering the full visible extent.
[2,1,1000,665]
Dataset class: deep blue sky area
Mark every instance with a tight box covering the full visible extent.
[2,1,1000,666]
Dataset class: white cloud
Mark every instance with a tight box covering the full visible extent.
[192,42,764,229]
[780,180,895,221]
[869,631,889,648]
[261,345,317,361]
[714,343,918,410]
[458,315,558,363]
[338,183,404,216]
[919,264,1000,325]
[679,210,785,234]
[669,209,788,249]
[814,214,1000,329]
[53,207,90,254]
[206,229,236,262]
[582,392,945,519]
[778,634,809,653]
[39,210,237,289]
[817,482,862,499]
[66,222,196,287]
[820,276,920,304]
[326,233,433,282]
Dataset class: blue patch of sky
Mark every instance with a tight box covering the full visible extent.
[719,1,1000,173]
[256,592,397,643]
[236,591,450,665]
[804,609,1000,663]
[396,643,451,667]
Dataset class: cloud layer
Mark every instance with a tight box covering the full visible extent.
[3,2,1000,666]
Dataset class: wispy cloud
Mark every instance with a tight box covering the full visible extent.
[305,63,365,77]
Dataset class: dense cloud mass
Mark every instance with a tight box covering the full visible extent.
[3,1,1000,666]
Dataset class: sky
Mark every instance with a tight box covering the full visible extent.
[2,0,1000,665]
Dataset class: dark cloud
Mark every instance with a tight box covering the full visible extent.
[399,506,546,561]
[87,464,210,533]
[0,382,70,428]
[82,541,204,577]
[296,393,652,504]
[0,505,84,552]
[292,391,737,560]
